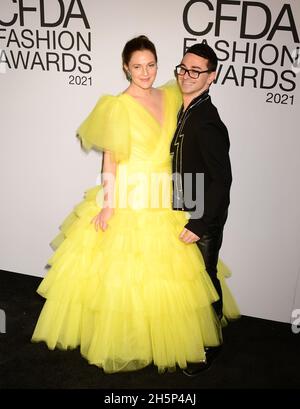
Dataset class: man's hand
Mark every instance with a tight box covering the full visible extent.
[179,228,200,243]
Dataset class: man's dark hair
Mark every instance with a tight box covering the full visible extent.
[185,43,218,72]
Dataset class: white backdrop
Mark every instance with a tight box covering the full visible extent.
[1,0,300,324]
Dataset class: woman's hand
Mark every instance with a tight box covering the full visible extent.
[91,207,114,232]
[91,151,116,232]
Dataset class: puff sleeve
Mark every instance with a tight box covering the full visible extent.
[159,80,182,113]
[76,95,130,162]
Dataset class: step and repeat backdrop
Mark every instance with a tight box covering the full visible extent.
[1,0,299,323]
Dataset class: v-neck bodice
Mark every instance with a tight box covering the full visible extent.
[120,90,166,129]
[77,81,182,166]
[76,80,182,209]
[117,87,177,167]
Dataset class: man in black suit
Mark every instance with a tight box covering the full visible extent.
[170,43,232,376]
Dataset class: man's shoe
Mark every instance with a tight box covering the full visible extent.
[205,345,222,363]
[182,360,211,376]
[182,346,222,377]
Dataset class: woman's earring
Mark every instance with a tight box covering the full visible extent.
[126,71,132,81]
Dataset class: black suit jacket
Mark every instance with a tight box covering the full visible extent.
[170,91,232,237]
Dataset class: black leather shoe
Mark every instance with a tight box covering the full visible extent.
[205,345,222,360]
[182,361,211,376]
[182,346,222,377]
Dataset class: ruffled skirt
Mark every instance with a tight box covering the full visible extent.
[32,186,240,373]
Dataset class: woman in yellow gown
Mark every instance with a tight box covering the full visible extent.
[32,35,239,374]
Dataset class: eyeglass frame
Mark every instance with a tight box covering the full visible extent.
[174,64,212,79]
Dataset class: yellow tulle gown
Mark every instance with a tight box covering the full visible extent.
[31,82,240,373]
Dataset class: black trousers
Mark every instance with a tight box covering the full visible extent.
[196,211,228,319]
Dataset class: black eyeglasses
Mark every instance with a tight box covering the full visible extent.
[175,65,211,79]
